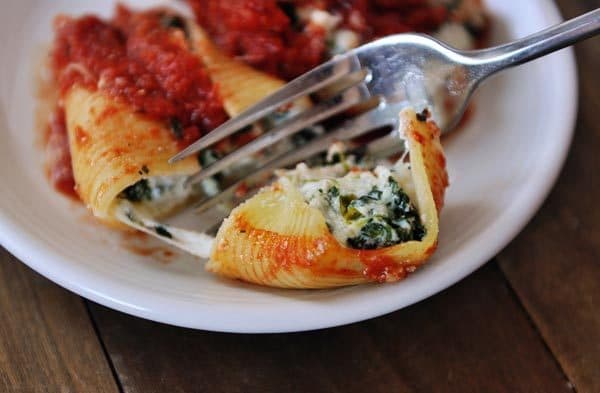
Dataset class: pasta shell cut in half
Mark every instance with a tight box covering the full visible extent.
[207,108,449,288]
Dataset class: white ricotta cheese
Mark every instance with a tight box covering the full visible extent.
[281,153,422,249]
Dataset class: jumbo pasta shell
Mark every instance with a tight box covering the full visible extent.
[64,87,200,226]
[188,22,310,117]
[207,108,449,288]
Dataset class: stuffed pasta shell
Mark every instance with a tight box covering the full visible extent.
[48,6,294,228]
[207,108,448,288]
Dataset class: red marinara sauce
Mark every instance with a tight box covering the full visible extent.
[188,0,449,80]
[44,108,77,199]
[320,0,448,38]
[46,5,229,197]
[51,6,228,144]
[188,0,328,81]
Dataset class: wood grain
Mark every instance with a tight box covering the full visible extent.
[497,1,600,392]
[0,249,119,393]
[89,263,570,393]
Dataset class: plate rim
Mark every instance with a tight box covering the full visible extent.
[0,0,578,333]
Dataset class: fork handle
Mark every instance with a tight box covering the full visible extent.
[471,8,599,77]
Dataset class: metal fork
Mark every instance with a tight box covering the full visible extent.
[171,9,599,211]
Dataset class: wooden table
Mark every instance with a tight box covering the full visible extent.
[1,1,598,392]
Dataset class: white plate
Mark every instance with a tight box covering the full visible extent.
[0,0,577,333]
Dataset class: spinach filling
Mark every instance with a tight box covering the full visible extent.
[169,117,184,140]
[327,177,425,250]
[154,225,173,238]
[160,14,186,30]
[277,2,300,30]
[121,179,153,202]
[119,175,192,209]
[160,14,190,40]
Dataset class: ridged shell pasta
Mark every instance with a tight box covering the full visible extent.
[64,87,199,226]
[207,108,449,288]
[188,22,311,117]
[188,23,286,116]
[62,19,291,228]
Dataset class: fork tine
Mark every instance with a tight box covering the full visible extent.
[169,53,360,163]
[193,101,400,215]
[185,84,369,186]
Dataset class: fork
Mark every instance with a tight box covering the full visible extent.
[171,9,599,212]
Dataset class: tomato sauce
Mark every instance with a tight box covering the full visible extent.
[188,0,327,81]
[44,2,483,199]
[51,5,228,145]
[44,108,78,199]
[46,5,232,197]
[315,0,447,38]
[188,0,449,80]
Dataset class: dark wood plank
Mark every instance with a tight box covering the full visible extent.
[497,1,600,392]
[0,248,119,393]
[90,263,570,393]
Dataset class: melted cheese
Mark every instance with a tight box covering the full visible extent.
[280,157,419,247]
[115,200,214,259]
